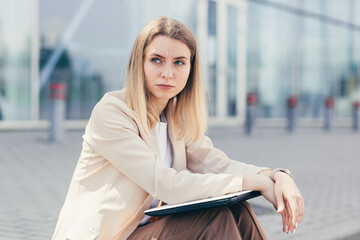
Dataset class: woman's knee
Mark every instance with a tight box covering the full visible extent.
[230,201,256,217]
[202,207,242,239]
[229,202,268,239]
[213,206,234,218]
[191,206,234,226]
[193,206,237,231]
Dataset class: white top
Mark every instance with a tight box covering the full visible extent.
[154,114,173,169]
[139,115,173,225]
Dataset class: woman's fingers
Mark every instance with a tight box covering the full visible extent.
[283,202,293,233]
[275,190,285,213]
[278,192,304,234]
[291,200,299,233]
[269,173,305,234]
[278,194,292,233]
[298,195,305,222]
[281,200,294,234]
[289,198,299,232]
[286,193,305,233]
[291,193,304,231]
[280,210,287,233]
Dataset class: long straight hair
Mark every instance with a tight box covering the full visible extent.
[125,17,207,143]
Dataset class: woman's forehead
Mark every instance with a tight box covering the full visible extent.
[145,35,191,58]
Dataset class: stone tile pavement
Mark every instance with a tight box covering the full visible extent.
[0,127,359,239]
[209,128,360,240]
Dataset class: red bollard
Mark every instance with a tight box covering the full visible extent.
[50,83,67,100]
[247,92,258,106]
[245,92,258,135]
[324,96,335,131]
[287,95,298,109]
[286,95,298,133]
[49,82,67,142]
[353,101,360,131]
[325,96,335,109]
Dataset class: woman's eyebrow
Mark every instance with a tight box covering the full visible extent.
[174,56,188,60]
[150,53,165,58]
[149,53,188,60]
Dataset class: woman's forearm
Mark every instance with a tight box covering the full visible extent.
[242,173,272,192]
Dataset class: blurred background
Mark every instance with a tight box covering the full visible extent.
[0,0,360,240]
[0,0,359,129]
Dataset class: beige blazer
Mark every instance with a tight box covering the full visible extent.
[52,90,266,240]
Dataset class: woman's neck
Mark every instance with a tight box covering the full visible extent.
[151,98,169,117]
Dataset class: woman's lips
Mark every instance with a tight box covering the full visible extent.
[156,84,174,90]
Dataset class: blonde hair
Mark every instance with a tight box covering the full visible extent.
[125,17,207,143]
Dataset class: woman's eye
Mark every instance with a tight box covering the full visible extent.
[151,58,161,63]
[174,60,185,66]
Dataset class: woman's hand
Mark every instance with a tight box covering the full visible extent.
[251,170,305,234]
[273,172,305,234]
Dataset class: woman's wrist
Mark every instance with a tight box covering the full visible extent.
[270,168,293,182]
[273,171,291,182]
[258,169,271,177]
[243,173,273,192]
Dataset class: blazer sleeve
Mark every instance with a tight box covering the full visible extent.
[87,97,244,205]
[186,135,268,175]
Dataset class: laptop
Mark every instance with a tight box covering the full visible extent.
[144,190,261,216]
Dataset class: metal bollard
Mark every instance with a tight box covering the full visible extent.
[352,101,360,132]
[49,82,67,142]
[286,95,298,133]
[324,96,335,131]
[245,92,257,135]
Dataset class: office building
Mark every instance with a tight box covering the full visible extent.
[0,0,359,129]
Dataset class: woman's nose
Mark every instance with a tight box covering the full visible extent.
[161,63,173,79]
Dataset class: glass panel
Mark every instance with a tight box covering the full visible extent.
[247,0,360,118]
[329,0,359,117]
[207,0,217,116]
[39,0,197,120]
[353,1,360,104]
[247,1,294,118]
[227,5,237,116]
[299,1,324,118]
[0,1,32,120]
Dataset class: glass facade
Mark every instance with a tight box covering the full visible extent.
[0,0,359,126]
[207,0,217,116]
[247,0,360,119]
[227,5,238,116]
[38,0,197,120]
[0,0,33,120]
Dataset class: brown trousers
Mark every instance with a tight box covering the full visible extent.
[128,201,268,240]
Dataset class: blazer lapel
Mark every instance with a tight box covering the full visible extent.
[138,112,186,172]
[147,127,161,158]
[167,116,186,171]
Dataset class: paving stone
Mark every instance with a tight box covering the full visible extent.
[0,128,359,239]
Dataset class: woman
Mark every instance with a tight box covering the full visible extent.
[52,17,304,240]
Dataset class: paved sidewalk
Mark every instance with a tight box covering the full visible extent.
[0,127,359,239]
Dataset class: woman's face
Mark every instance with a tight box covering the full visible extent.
[144,35,191,110]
